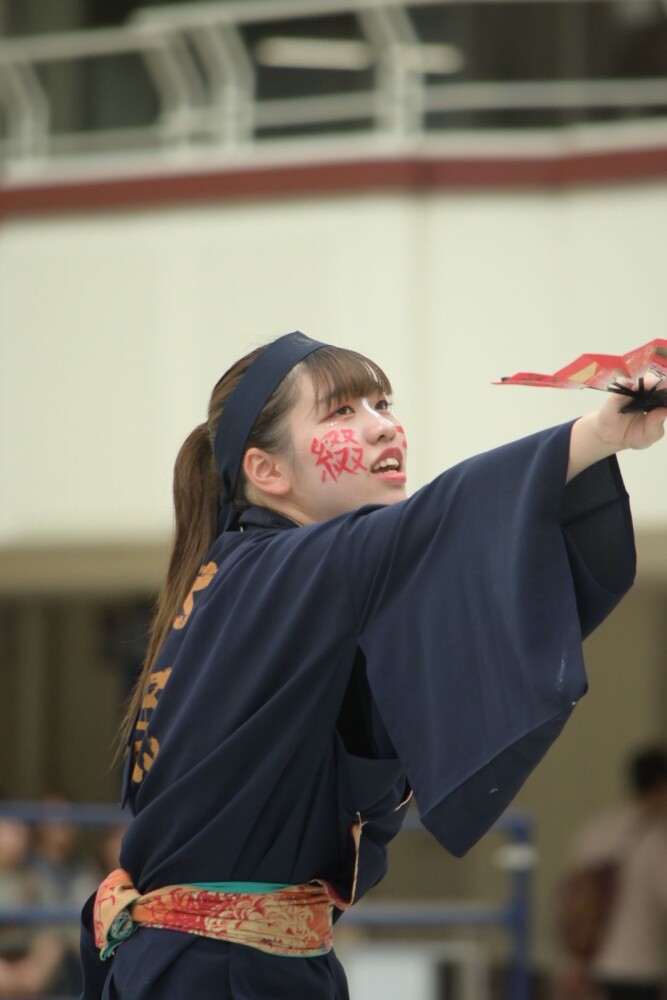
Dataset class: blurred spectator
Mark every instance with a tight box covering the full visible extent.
[555,747,667,1000]
[0,815,64,996]
[95,823,127,878]
[26,795,100,996]
[28,794,99,909]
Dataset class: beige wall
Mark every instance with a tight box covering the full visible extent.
[1,182,667,546]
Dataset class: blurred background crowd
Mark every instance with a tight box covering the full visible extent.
[0,800,125,996]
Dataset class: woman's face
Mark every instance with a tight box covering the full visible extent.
[0,819,29,869]
[284,372,408,524]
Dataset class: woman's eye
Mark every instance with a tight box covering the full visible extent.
[376,398,392,411]
[332,404,353,417]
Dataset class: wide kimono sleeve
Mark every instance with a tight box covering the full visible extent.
[344,422,635,856]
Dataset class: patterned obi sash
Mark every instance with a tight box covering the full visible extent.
[94,816,364,960]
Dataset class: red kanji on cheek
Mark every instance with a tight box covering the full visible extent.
[311,437,339,482]
[333,446,367,477]
[311,432,368,482]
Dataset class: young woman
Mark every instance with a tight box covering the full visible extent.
[80,332,665,1000]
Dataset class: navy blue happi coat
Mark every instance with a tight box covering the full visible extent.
[80,422,635,1000]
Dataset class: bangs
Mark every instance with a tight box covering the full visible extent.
[301,346,393,413]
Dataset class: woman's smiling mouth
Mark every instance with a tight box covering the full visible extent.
[370,448,406,482]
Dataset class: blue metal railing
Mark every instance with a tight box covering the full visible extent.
[1,0,667,175]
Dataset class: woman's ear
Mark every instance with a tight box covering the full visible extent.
[243,448,292,498]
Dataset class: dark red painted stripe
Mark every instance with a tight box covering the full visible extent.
[2,147,667,219]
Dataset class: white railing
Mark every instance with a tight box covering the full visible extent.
[1,0,666,173]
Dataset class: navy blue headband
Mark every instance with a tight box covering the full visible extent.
[214,331,326,532]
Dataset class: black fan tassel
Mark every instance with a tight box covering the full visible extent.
[608,377,667,413]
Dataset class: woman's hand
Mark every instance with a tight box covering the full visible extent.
[567,374,667,482]
[595,375,667,450]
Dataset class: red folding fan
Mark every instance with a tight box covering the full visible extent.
[497,339,667,412]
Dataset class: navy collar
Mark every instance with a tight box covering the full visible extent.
[238,505,300,532]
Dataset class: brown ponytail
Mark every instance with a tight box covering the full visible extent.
[116,340,392,761]
[149,423,219,672]
[114,421,218,757]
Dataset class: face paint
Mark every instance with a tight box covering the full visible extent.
[311,429,368,483]
[395,424,408,451]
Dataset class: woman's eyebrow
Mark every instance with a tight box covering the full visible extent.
[316,387,347,411]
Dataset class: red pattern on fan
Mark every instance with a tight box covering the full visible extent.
[497,339,667,412]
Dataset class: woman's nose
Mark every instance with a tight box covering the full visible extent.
[362,404,397,442]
